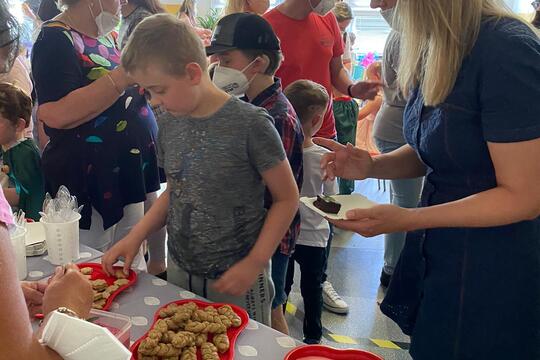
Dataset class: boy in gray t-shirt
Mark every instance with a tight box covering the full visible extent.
[101,14,300,325]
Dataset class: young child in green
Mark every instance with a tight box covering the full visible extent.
[0,82,44,220]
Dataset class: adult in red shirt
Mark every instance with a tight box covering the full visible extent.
[265,0,380,315]
[264,0,379,139]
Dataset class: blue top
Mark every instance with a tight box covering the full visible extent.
[381,18,540,360]
[31,22,160,230]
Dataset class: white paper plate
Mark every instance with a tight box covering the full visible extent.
[25,222,46,246]
[300,194,377,220]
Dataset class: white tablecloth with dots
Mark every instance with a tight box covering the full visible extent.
[110,271,302,359]
[25,244,102,281]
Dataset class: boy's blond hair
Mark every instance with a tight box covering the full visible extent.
[122,13,208,76]
[284,80,329,125]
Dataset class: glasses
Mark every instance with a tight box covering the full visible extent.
[533,1,540,10]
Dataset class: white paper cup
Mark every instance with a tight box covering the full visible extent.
[9,226,28,280]
[40,213,81,265]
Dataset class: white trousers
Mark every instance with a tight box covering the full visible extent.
[79,202,147,272]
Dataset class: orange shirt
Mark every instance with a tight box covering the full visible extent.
[264,9,344,139]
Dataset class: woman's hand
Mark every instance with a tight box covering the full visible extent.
[313,138,374,181]
[21,281,48,317]
[42,264,93,319]
[329,204,419,237]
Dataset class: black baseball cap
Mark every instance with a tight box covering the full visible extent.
[206,13,280,56]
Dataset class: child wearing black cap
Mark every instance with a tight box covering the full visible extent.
[102,14,299,326]
[207,13,304,335]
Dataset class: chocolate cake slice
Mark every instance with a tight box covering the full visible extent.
[313,195,341,214]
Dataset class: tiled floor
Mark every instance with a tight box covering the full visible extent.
[285,178,413,360]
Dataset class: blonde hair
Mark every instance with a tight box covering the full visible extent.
[397,0,532,106]
[122,14,207,76]
[333,2,353,23]
[223,0,246,16]
[284,80,329,125]
[364,61,381,81]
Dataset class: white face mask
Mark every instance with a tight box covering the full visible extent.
[89,0,120,37]
[380,7,397,30]
[310,0,335,16]
[212,58,258,96]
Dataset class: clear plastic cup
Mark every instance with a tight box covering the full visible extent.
[9,226,28,280]
[40,213,81,265]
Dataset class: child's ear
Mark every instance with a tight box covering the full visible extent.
[254,55,270,74]
[16,118,27,132]
[185,63,203,85]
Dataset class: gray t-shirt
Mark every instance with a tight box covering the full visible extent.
[372,30,408,145]
[158,97,286,278]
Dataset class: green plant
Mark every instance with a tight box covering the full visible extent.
[196,8,222,30]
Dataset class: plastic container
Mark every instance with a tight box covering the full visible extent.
[9,225,27,280]
[285,345,384,360]
[40,213,81,265]
[88,308,132,348]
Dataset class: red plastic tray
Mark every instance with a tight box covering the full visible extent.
[285,345,384,360]
[78,262,137,311]
[130,299,249,360]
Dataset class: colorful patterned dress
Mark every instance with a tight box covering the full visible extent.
[31,21,160,230]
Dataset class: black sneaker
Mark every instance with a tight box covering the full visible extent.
[380,269,392,288]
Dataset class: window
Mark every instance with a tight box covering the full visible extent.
[348,0,390,55]
[504,0,537,13]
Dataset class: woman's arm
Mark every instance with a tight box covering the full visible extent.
[357,95,382,121]
[0,225,62,360]
[213,160,299,296]
[411,138,540,228]
[3,187,18,206]
[332,138,540,236]
[314,138,426,181]
[37,67,131,130]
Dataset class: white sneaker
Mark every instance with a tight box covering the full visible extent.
[322,281,349,314]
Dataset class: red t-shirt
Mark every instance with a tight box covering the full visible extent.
[264,9,344,139]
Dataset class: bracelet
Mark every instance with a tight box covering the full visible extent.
[106,73,122,95]
[347,84,354,97]
[56,306,82,319]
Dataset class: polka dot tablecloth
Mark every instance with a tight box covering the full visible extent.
[25,244,102,280]
[110,271,302,359]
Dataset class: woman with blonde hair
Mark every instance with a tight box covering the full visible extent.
[316,0,540,358]
[223,0,269,16]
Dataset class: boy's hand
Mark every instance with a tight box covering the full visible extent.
[101,235,142,276]
[212,257,264,297]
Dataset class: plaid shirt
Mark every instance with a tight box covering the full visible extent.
[251,78,304,256]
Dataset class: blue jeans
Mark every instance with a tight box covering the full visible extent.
[374,138,424,275]
[271,251,290,309]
